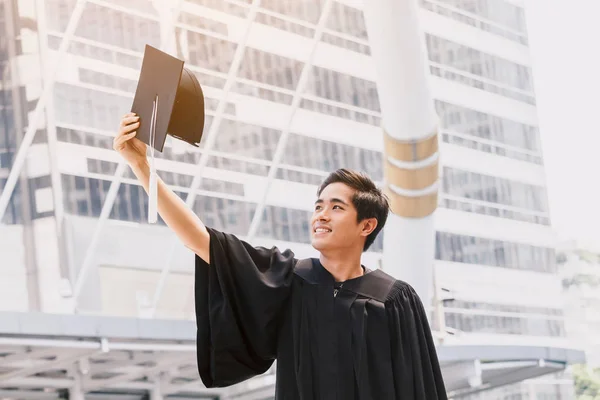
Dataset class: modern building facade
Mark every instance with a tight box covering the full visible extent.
[0,0,579,398]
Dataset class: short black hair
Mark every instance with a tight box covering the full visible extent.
[317,169,389,251]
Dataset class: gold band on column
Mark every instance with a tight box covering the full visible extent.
[382,128,439,218]
[383,159,439,191]
[384,187,438,218]
[383,129,438,162]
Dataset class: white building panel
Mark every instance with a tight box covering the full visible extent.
[26,144,52,178]
[436,261,564,308]
[431,76,538,126]
[435,208,558,248]
[0,226,28,312]
[33,218,71,313]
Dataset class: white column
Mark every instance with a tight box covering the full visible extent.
[70,369,85,400]
[363,0,439,311]
[151,373,167,400]
[36,0,70,282]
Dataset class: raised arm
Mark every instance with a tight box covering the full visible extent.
[113,112,210,262]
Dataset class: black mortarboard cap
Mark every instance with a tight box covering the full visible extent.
[131,45,205,152]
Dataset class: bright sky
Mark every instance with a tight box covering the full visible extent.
[525,0,600,249]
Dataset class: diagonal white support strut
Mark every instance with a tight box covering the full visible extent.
[246,0,335,241]
[149,0,336,313]
[71,0,264,315]
[0,0,88,223]
[146,0,263,317]
[70,0,184,309]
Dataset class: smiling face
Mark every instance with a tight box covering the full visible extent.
[310,182,377,253]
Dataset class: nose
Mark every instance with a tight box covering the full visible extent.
[315,209,330,222]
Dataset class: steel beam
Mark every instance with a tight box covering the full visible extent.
[0,389,60,399]
[0,347,62,368]
[0,349,97,382]
[246,0,335,241]
[83,355,192,391]
[0,377,74,388]
[0,337,102,349]
[87,353,157,375]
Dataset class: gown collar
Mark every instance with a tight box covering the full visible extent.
[294,258,395,303]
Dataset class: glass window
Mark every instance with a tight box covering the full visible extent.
[180,12,228,36]
[187,0,248,18]
[420,0,528,45]
[78,68,137,92]
[444,300,565,337]
[436,101,540,152]
[426,0,527,37]
[442,167,549,214]
[53,84,131,131]
[255,12,315,38]
[207,155,270,177]
[283,133,383,181]
[44,2,161,52]
[321,33,370,55]
[276,169,325,186]
[444,312,565,337]
[300,98,380,126]
[62,174,193,224]
[186,30,236,74]
[436,231,557,273]
[193,196,256,236]
[260,0,324,24]
[238,48,303,90]
[327,1,368,40]
[306,66,380,112]
[210,119,282,161]
[426,35,534,104]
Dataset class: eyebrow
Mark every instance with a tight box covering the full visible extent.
[314,198,350,206]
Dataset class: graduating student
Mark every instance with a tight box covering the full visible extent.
[116,46,447,399]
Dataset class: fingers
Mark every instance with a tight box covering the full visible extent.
[113,131,137,150]
[120,113,139,128]
[120,120,140,135]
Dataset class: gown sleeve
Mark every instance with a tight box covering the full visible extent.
[386,281,448,399]
[195,227,296,388]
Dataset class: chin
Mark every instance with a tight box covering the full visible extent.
[311,237,333,253]
[310,237,325,250]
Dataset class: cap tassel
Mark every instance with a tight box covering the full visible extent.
[148,163,158,224]
[148,95,159,224]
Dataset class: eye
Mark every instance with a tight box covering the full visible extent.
[333,205,343,210]
[315,205,322,211]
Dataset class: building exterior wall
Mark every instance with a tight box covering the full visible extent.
[0,0,574,398]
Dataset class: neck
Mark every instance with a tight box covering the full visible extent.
[319,248,364,282]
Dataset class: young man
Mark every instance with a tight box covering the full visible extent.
[114,114,447,399]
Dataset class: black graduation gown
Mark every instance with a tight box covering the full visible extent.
[195,227,448,399]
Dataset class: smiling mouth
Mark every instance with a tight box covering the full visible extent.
[314,228,332,235]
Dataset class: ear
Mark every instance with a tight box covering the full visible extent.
[360,218,378,237]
